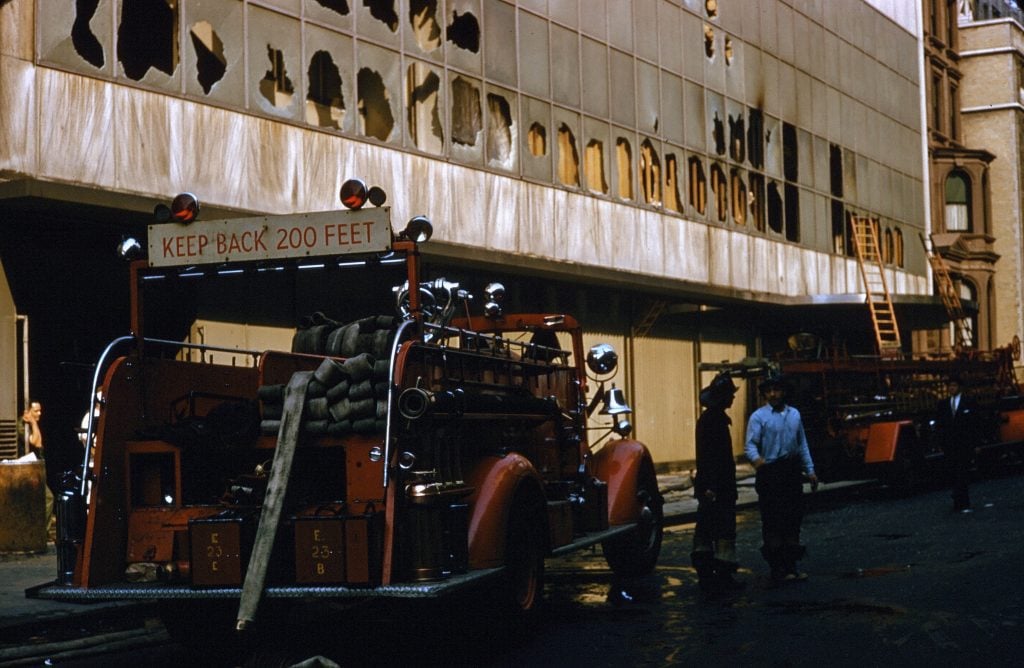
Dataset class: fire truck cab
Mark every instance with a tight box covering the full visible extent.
[30,182,663,652]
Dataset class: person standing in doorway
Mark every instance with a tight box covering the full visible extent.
[691,372,744,598]
[935,375,977,513]
[745,376,818,584]
[19,400,43,458]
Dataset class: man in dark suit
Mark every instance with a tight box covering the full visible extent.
[935,375,977,513]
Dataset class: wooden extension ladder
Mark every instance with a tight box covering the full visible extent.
[850,216,902,356]
[923,237,973,350]
[632,299,668,338]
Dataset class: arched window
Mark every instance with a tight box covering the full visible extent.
[945,171,971,232]
[883,228,893,264]
[893,229,904,267]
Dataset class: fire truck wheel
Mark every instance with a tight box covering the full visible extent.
[601,460,664,577]
[502,490,546,614]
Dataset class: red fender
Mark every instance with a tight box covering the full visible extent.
[863,420,911,463]
[590,439,654,526]
[464,453,543,569]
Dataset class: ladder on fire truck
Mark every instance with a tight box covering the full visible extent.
[850,216,902,357]
[922,234,973,350]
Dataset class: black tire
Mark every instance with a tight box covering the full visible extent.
[501,490,546,614]
[602,460,664,576]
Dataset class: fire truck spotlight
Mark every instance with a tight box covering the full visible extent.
[613,416,633,437]
[587,343,618,375]
[340,179,368,209]
[398,451,417,470]
[116,237,144,261]
[367,186,387,206]
[402,216,433,243]
[170,193,200,224]
[153,203,172,223]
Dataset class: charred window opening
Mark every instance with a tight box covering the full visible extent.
[767,181,783,233]
[749,173,765,231]
[782,122,798,181]
[711,164,728,222]
[73,0,104,68]
[747,108,764,169]
[357,67,394,140]
[640,140,661,205]
[664,154,682,213]
[409,0,441,52]
[712,112,726,156]
[784,183,800,241]
[260,46,295,108]
[557,124,580,187]
[730,169,746,224]
[365,0,399,32]
[705,0,718,18]
[893,229,904,267]
[829,143,843,197]
[189,22,226,95]
[832,199,848,254]
[616,139,633,199]
[528,123,547,156]
[704,25,715,59]
[451,76,482,146]
[307,51,345,129]
[447,11,480,53]
[486,94,513,163]
[585,140,608,194]
[407,64,443,152]
[729,114,745,163]
[315,0,350,15]
[689,157,707,215]
[883,228,893,264]
[118,0,178,81]
[725,37,733,66]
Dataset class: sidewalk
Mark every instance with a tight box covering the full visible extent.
[0,469,864,635]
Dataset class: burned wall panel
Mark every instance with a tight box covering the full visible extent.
[724,34,744,100]
[583,117,610,195]
[615,132,635,201]
[355,41,401,143]
[663,149,683,214]
[688,155,707,217]
[357,0,400,46]
[640,138,662,206]
[485,86,517,171]
[117,0,180,87]
[407,0,442,57]
[636,60,660,136]
[483,0,516,85]
[554,111,581,188]
[305,0,353,31]
[683,80,705,151]
[449,74,482,161]
[706,91,725,156]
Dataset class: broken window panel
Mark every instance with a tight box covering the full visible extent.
[689,157,707,216]
[307,50,345,129]
[486,93,513,166]
[189,21,226,95]
[829,143,843,197]
[358,67,395,140]
[585,140,608,194]
[557,124,580,187]
[725,36,733,65]
[260,46,295,108]
[528,122,547,156]
[407,62,443,153]
[747,108,764,169]
[894,229,904,267]
[451,76,482,146]
[883,228,893,264]
[730,169,746,224]
[729,113,745,163]
[784,183,800,241]
[616,138,633,200]
[749,173,765,231]
[767,181,783,233]
[705,0,718,18]
[640,140,661,205]
[315,0,350,15]
[365,0,399,31]
[704,24,714,59]
[409,0,441,52]
[831,199,847,254]
[711,164,727,222]
[782,122,798,182]
[664,154,682,214]
[118,0,177,81]
[73,0,105,68]
[712,111,726,156]
[448,9,480,53]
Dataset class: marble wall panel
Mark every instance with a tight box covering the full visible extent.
[113,87,175,197]
[37,70,114,187]
[244,117,306,212]
[815,252,833,296]
[174,101,250,210]
[726,229,751,291]
[0,57,37,175]
[442,167,489,248]
[707,226,732,288]
[483,173,521,252]
[662,216,710,284]
[517,182,557,260]
[1,0,32,60]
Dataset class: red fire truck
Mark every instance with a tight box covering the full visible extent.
[31,182,663,654]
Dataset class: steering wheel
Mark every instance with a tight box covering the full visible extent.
[396,285,440,319]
